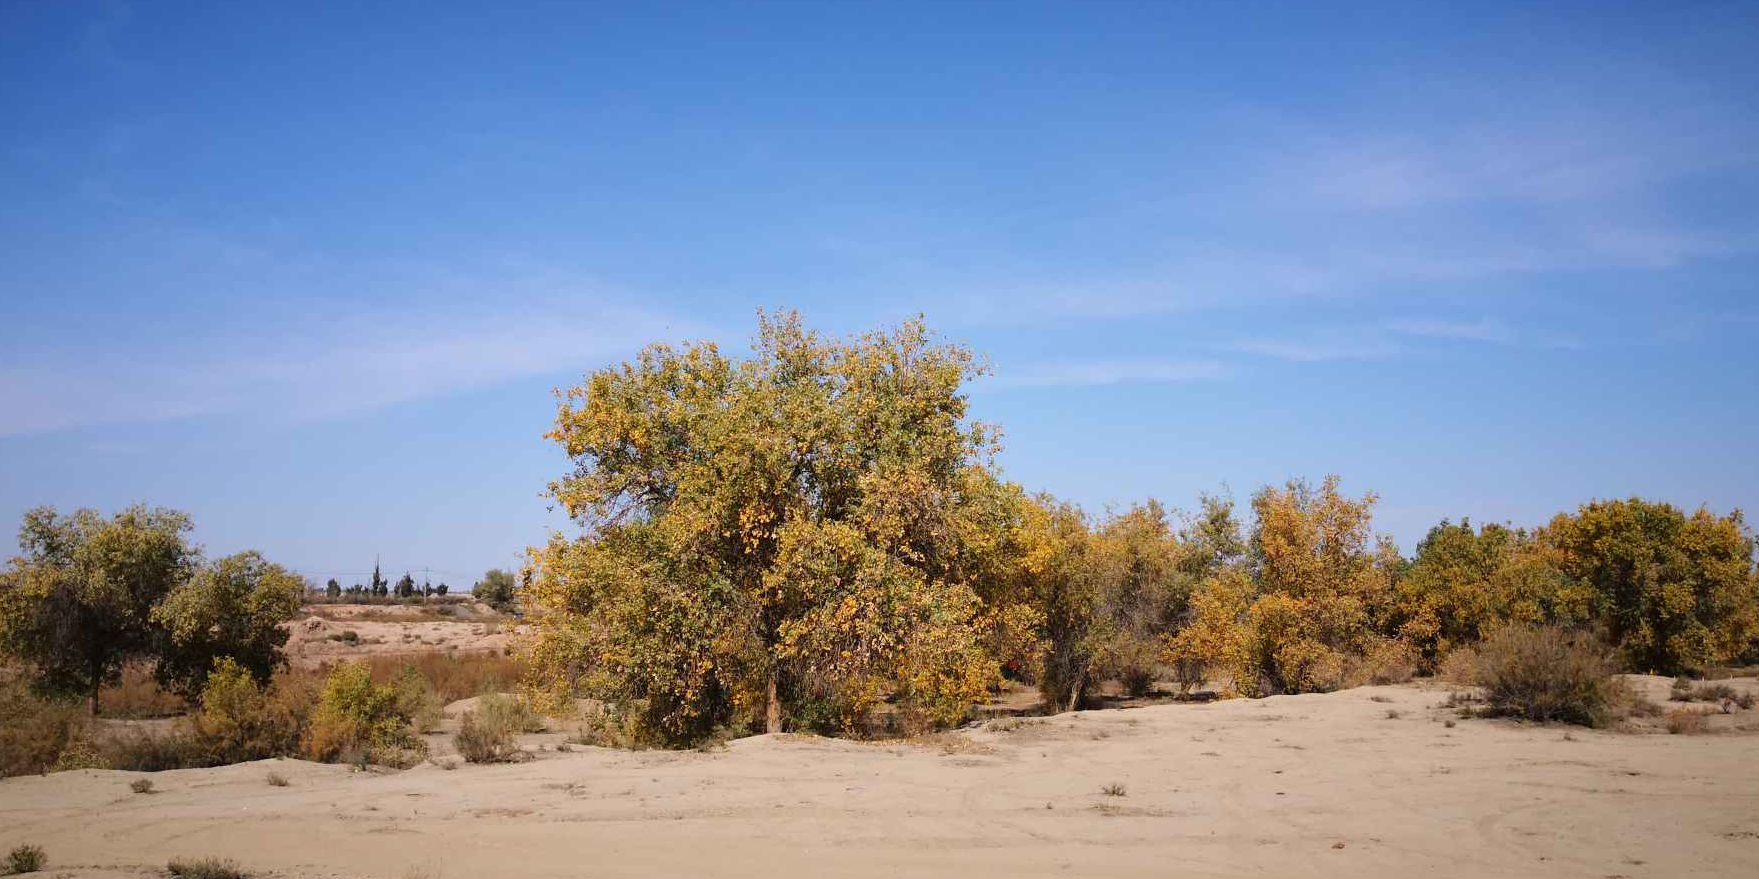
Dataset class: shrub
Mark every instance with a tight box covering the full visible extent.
[189,658,310,765]
[1101,783,1127,797]
[101,728,207,772]
[327,631,360,643]
[4,844,45,875]
[1436,646,1480,686]
[130,778,155,794]
[265,771,289,787]
[1665,708,1706,735]
[454,694,541,763]
[454,710,522,764]
[1475,626,1618,727]
[0,679,83,778]
[358,652,526,703]
[167,857,250,879]
[300,663,425,767]
[389,664,443,734]
[476,693,544,734]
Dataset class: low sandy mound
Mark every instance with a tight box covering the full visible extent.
[7,682,1759,879]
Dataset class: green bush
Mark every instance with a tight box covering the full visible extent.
[5,844,45,875]
[1475,626,1618,727]
[389,664,443,734]
[190,658,309,764]
[300,663,426,767]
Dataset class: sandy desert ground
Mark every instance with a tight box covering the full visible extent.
[4,676,1758,879]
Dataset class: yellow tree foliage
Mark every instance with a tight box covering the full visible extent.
[524,312,1006,744]
[1539,499,1758,674]
[1167,476,1398,696]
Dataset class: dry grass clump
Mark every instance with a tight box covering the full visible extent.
[1665,708,1707,735]
[1474,626,1618,727]
[1436,646,1480,686]
[1669,678,1755,711]
[265,771,289,787]
[167,857,251,879]
[96,663,188,718]
[1101,782,1127,797]
[129,777,155,794]
[4,844,45,875]
[0,678,84,778]
[357,652,526,704]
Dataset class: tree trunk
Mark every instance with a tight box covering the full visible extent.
[765,668,782,734]
[89,663,101,717]
[1066,667,1086,714]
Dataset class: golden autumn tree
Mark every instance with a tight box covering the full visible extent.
[523,312,1003,744]
[1166,476,1400,696]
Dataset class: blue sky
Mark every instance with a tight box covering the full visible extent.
[3,0,1756,587]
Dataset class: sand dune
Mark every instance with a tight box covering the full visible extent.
[4,680,1757,878]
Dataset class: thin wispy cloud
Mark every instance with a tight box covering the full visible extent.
[1384,318,1515,345]
[987,357,1227,389]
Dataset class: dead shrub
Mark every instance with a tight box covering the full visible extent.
[1474,626,1618,727]
[1665,708,1706,735]
[1436,646,1480,686]
[166,857,250,879]
[129,778,155,794]
[1101,782,1127,797]
[0,679,83,778]
[357,652,526,704]
[265,771,289,787]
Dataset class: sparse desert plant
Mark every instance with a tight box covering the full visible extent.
[265,771,288,787]
[327,631,360,643]
[1384,709,1402,720]
[166,856,251,879]
[4,844,45,875]
[1443,719,1456,728]
[1101,782,1127,797]
[1665,708,1706,735]
[1368,695,1393,703]
[1670,676,1695,700]
[1624,697,1666,718]
[129,777,155,794]
[1474,626,1618,727]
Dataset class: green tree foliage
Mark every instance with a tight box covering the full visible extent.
[370,562,387,598]
[394,572,416,599]
[1388,519,1587,671]
[325,578,342,599]
[525,311,1003,743]
[0,506,197,714]
[151,551,305,698]
[300,662,426,766]
[1541,499,1758,674]
[474,568,517,610]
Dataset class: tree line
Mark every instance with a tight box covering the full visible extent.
[521,311,1759,745]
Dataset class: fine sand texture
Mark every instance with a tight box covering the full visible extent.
[4,681,1757,879]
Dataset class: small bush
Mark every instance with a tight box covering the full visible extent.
[265,771,289,787]
[327,631,360,643]
[4,844,45,875]
[453,695,540,765]
[129,778,155,794]
[1670,676,1695,700]
[389,664,443,734]
[476,693,544,734]
[189,658,311,765]
[1436,646,1480,686]
[101,728,207,772]
[1101,783,1127,797]
[301,663,426,767]
[1625,697,1666,718]
[1665,708,1706,735]
[167,857,250,879]
[1384,709,1402,720]
[1475,626,1618,727]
